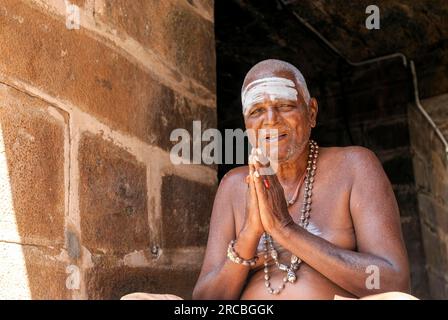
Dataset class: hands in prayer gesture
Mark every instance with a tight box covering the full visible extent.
[243,148,294,238]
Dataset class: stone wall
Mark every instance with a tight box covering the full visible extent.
[409,93,448,299]
[0,0,216,299]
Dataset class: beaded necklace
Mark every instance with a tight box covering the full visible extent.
[262,140,319,295]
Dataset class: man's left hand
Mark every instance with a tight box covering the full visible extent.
[251,149,294,235]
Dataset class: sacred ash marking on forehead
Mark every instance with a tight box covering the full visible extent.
[241,77,299,116]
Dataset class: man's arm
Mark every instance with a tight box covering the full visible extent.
[272,147,410,297]
[192,168,261,300]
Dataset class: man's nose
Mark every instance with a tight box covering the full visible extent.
[264,107,279,125]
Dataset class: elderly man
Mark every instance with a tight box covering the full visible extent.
[191,59,415,300]
[122,59,416,300]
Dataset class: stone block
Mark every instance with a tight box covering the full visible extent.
[429,149,448,205]
[95,0,216,91]
[417,193,448,235]
[411,153,431,193]
[408,104,434,156]
[85,265,199,300]
[420,223,448,273]
[0,84,66,246]
[427,270,448,300]
[79,133,150,254]
[417,193,437,229]
[161,175,216,248]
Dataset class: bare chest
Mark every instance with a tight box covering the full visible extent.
[233,158,357,251]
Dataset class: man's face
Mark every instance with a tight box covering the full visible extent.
[243,71,315,162]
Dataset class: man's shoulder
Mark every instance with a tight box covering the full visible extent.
[322,146,383,183]
[322,145,378,164]
[220,166,249,186]
[219,166,249,194]
[216,166,248,205]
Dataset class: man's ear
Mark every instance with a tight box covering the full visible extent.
[308,98,318,128]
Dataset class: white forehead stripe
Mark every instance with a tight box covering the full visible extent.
[242,77,299,115]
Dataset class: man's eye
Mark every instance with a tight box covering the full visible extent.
[279,104,294,110]
[250,108,262,116]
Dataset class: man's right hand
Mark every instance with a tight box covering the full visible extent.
[241,149,265,240]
